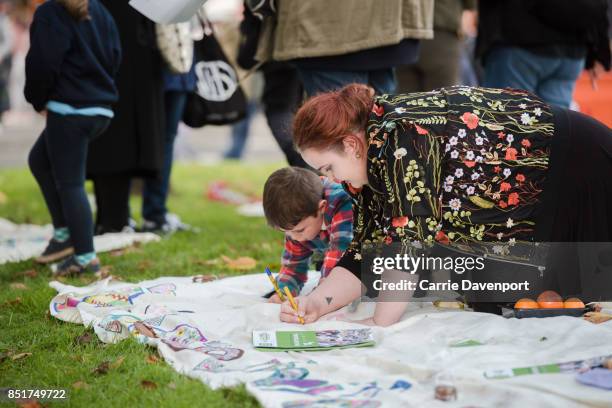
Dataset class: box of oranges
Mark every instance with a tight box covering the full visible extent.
[513,291,591,318]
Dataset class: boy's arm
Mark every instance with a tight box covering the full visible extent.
[277,237,313,296]
[321,196,354,277]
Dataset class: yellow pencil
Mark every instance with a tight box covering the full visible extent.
[283,286,305,325]
[265,267,285,302]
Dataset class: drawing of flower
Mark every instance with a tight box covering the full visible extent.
[505,147,518,160]
[508,192,520,206]
[450,150,459,159]
[506,218,515,228]
[372,104,384,116]
[461,112,479,129]
[449,198,462,211]
[394,147,407,159]
[521,113,532,125]
[516,174,525,183]
[458,129,467,138]
[392,216,409,228]
[449,136,458,146]
[454,168,464,178]
[500,182,511,192]
[503,168,512,177]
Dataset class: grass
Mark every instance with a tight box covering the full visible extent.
[0,162,288,407]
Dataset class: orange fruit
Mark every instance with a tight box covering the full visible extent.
[515,298,539,309]
[564,297,585,309]
[537,290,564,308]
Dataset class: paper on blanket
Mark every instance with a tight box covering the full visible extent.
[129,0,207,23]
[252,328,376,351]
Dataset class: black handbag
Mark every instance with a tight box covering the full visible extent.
[182,16,247,127]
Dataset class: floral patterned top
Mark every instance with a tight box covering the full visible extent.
[336,86,555,278]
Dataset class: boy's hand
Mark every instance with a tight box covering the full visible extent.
[268,293,283,304]
[279,295,323,324]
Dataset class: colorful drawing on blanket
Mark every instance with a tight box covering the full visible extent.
[98,313,142,335]
[140,322,244,361]
[340,382,381,399]
[389,380,411,391]
[194,357,284,374]
[253,362,343,396]
[52,283,177,313]
[282,399,381,408]
[315,329,372,348]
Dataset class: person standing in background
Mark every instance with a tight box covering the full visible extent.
[236,2,307,168]
[477,0,611,108]
[25,0,121,275]
[397,0,476,93]
[0,0,13,129]
[141,32,196,233]
[88,0,165,235]
[252,0,434,96]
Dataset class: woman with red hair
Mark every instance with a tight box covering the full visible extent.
[280,84,612,326]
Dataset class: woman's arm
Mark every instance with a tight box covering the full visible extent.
[279,266,363,324]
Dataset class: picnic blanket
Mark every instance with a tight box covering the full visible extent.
[0,218,160,265]
[49,273,612,407]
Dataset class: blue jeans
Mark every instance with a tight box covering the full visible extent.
[142,91,188,223]
[225,101,259,160]
[297,68,397,96]
[483,46,584,108]
[29,113,110,254]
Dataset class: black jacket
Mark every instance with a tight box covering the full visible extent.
[476,0,610,70]
[25,0,121,112]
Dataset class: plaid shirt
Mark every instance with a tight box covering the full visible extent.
[277,177,353,296]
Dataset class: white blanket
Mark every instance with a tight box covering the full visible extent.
[49,273,612,407]
[0,218,160,265]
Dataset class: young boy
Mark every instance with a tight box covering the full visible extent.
[263,167,353,302]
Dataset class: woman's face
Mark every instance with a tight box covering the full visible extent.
[301,135,369,188]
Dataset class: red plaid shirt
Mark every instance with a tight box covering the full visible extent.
[277,178,353,296]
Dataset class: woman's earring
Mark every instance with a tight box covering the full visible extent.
[356,153,362,159]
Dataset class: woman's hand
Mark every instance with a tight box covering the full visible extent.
[279,295,324,324]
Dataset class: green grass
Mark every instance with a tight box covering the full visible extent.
[0,163,287,407]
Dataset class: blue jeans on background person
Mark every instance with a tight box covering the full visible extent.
[483,46,585,108]
[142,91,188,224]
[28,113,110,254]
[225,101,259,160]
[297,68,397,96]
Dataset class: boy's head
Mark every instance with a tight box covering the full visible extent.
[263,167,326,241]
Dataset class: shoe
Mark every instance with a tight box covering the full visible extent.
[52,255,100,277]
[141,213,193,234]
[35,239,74,264]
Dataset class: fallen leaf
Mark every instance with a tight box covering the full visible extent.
[75,332,94,345]
[17,400,41,408]
[10,282,28,290]
[110,356,125,369]
[95,266,112,280]
[2,297,22,307]
[221,255,257,270]
[72,381,90,389]
[137,260,152,272]
[0,351,12,362]
[141,380,157,389]
[0,191,7,204]
[92,361,110,375]
[11,352,32,361]
[167,382,177,390]
[21,269,38,278]
[146,354,160,364]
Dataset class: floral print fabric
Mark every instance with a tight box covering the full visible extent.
[341,86,555,270]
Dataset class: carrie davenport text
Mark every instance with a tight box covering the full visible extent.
[373,279,530,293]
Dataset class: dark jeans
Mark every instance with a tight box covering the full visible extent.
[142,91,188,223]
[28,112,110,254]
[297,67,396,97]
[483,46,584,108]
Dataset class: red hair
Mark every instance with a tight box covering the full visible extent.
[293,83,374,152]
